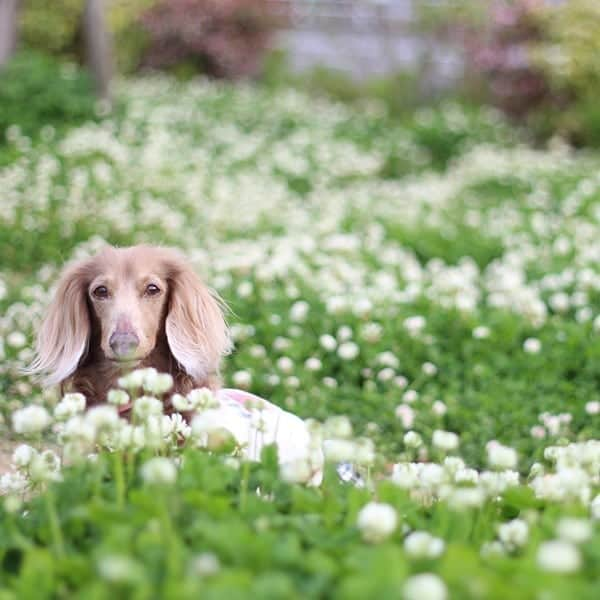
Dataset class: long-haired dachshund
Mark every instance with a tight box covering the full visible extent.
[28,245,232,404]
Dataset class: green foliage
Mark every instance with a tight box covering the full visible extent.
[0,51,97,143]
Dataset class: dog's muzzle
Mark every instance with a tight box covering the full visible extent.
[109,331,140,358]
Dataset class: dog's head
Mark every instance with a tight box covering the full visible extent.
[29,245,231,386]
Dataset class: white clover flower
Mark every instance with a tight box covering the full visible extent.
[377,367,395,382]
[7,331,27,348]
[98,555,142,583]
[498,519,529,551]
[337,326,353,341]
[189,552,221,577]
[290,300,309,322]
[422,362,438,376]
[143,372,173,395]
[537,540,581,573]
[353,298,373,318]
[106,389,130,407]
[337,341,359,360]
[0,471,29,495]
[357,502,398,543]
[273,336,290,351]
[487,443,518,470]
[322,439,356,463]
[53,393,86,421]
[404,431,423,449]
[304,357,322,371]
[361,322,383,343]
[84,405,120,431]
[323,376,338,388]
[232,370,252,389]
[585,401,600,415]
[172,393,193,412]
[404,316,426,336]
[395,404,415,429]
[404,531,445,558]
[432,430,459,453]
[12,405,52,434]
[377,352,399,369]
[556,518,592,544]
[187,387,218,410]
[402,390,418,404]
[354,438,376,466]
[29,449,62,483]
[249,344,267,358]
[277,356,294,373]
[133,396,163,419]
[591,495,600,520]
[323,416,353,439]
[432,401,447,416]
[473,326,490,339]
[448,487,485,510]
[140,457,177,485]
[523,338,542,354]
[12,444,36,468]
[118,368,148,390]
[280,458,313,484]
[403,573,447,600]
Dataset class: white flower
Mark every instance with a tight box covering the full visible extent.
[403,573,447,600]
[133,396,163,419]
[12,444,36,468]
[337,341,359,360]
[432,401,447,416]
[404,316,426,336]
[523,338,542,354]
[322,439,356,463]
[12,405,52,434]
[232,370,252,389]
[172,393,193,412]
[280,458,313,484]
[7,331,27,348]
[84,405,120,431]
[403,431,423,449]
[377,351,399,369]
[487,443,518,470]
[537,540,581,573]
[277,357,294,373]
[448,487,485,510]
[143,371,173,395]
[432,430,459,452]
[404,531,445,558]
[422,362,438,376]
[354,438,376,466]
[556,518,592,544]
[290,300,309,322]
[361,322,383,343]
[357,502,398,543]
[585,401,600,415]
[395,404,415,429]
[402,390,418,403]
[54,393,87,420]
[305,357,322,371]
[98,555,142,583]
[498,519,529,551]
[337,326,353,341]
[319,334,337,351]
[29,449,62,483]
[591,495,600,520]
[107,389,130,406]
[187,387,218,410]
[140,457,177,485]
[473,326,490,339]
[118,368,149,390]
[189,552,221,577]
[323,415,353,439]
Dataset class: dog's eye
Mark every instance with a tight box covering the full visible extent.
[92,285,109,299]
[145,284,161,296]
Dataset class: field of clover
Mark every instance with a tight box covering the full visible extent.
[1,75,600,598]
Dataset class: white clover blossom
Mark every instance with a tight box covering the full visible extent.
[404,531,445,558]
[12,444,36,468]
[357,502,398,543]
[487,442,518,470]
[133,396,163,419]
[432,430,459,453]
[556,518,592,544]
[523,338,542,354]
[232,370,252,389]
[537,540,581,573]
[403,573,447,600]
[12,405,52,434]
[337,341,359,360]
[189,552,221,577]
[107,389,130,406]
[403,431,423,449]
[54,393,86,420]
[323,415,353,439]
[140,457,177,485]
[498,519,529,551]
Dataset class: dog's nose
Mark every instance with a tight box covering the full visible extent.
[109,331,139,358]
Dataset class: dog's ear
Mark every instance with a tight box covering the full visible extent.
[27,260,92,386]
[164,255,231,382]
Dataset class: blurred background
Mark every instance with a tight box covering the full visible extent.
[1,0,600,148]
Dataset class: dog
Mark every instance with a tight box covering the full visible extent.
[28,245,232,405]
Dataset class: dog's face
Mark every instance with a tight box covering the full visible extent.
[88,259,169,363]
[29,245,231,386]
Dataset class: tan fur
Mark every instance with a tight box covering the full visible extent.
[27,245,231,407]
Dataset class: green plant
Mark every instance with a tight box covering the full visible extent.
[0,51,97,143]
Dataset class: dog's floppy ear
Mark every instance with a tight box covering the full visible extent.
[164,254,231,382]
[27,260,92,386]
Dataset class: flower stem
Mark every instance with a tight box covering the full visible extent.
[45,487,65,556]
[113,451,126,507]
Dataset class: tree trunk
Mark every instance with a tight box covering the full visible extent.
[83,0,113,103]
[0,0,19,67]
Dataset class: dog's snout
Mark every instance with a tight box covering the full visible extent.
[109,331,140,357]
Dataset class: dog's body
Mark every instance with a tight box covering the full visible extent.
[29,245,231,405]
